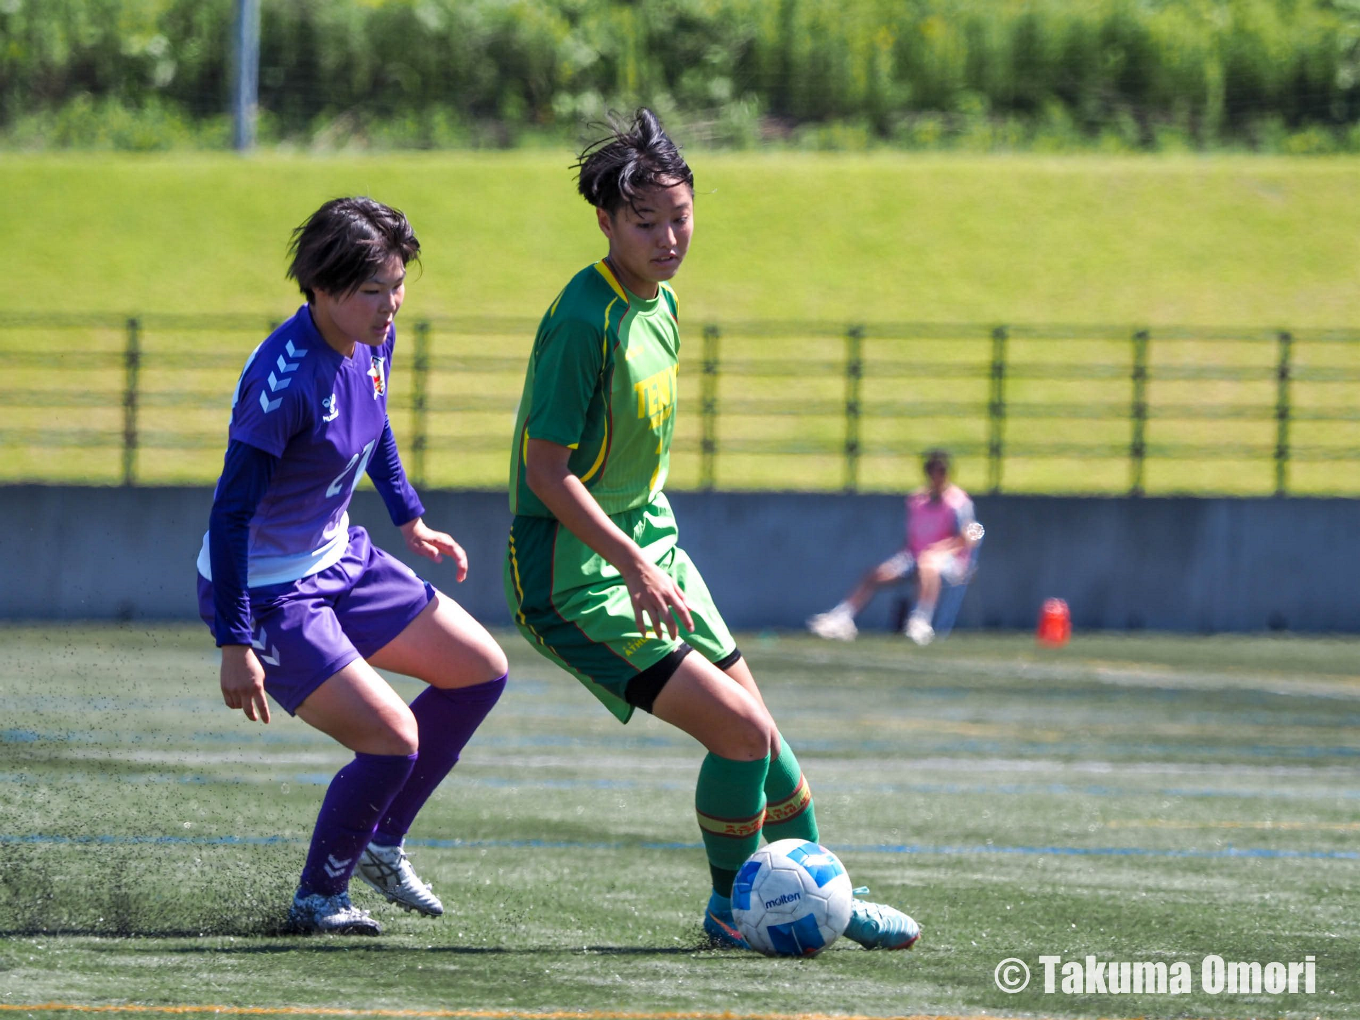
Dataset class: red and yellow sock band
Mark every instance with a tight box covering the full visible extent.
[696,807,766,839]
[764,774,812,825]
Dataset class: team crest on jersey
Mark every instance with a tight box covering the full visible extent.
[321,392,339,422]
[368,356,387,399]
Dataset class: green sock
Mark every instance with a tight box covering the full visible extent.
[695,752,769,897]
[761,737,819,844]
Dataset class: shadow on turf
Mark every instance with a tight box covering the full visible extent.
[151,941,716,955]
[0,935,722,955]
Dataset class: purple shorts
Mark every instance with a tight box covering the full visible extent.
[198,525,436,715]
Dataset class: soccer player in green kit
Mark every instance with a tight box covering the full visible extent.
[504,109,920,951]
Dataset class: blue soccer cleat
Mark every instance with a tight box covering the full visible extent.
[702,890,750,949]
[287,890,382,935]
[843,892,921,951]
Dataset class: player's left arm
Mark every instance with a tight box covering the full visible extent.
[957,494,983,549]
[938,494,984,557]
[365,415,468,581]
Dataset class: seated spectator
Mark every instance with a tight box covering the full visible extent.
[807,449,982,645]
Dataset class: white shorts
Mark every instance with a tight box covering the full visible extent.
[882,548,969,586]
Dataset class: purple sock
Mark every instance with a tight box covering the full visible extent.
[372,673,507,846]
[298,751,416,898]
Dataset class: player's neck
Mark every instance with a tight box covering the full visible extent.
[309,302,357,359]
[603,254,659,301]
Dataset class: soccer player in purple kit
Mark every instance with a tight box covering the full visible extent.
[195,197,507,935]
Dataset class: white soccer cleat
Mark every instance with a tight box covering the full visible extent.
[287,890,382,935]
[807,611,857,641]
[356,841,444,916]
[905,615,934,646]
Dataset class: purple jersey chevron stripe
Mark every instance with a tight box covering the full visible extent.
[197,306,409,588]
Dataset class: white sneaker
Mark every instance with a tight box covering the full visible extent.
[356,841,444,916]
[807,611,857,641]
[287,890,382,935]
[905,615,934,646]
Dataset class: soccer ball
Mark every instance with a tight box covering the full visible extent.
[732,839,853,956]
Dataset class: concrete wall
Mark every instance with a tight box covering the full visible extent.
[1,485,1356,632]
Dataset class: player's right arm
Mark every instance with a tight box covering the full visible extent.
[521,308,692,640]
[211,337,313,723]
[524,438,692,640]
[208,439,279,725]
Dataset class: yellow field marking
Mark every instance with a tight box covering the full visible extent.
[0,1005,1256,1020]
[1107,818,1360,832]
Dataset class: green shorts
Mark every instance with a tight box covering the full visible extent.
[504,492,737,723]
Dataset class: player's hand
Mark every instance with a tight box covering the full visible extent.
[621,558,694,641]
[400,517,468,582]
[220,644,270,724]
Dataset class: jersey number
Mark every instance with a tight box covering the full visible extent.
[326,439,377,498]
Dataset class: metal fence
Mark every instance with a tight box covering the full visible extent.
[5,313,1360,495]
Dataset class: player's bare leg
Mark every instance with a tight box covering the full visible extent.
[808,558,901,640]
[648,655,772,947]
[286,662,421,935]
[906,555,944,645]
[359,592,508,915]
[368,591,507,689]
[651,654,773,760]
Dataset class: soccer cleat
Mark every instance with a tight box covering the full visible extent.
[807,611,857,641]
[287,890,382,935]
[905,615,934,646]
[356,841,444,916]
[702,891,750,949]
[843,896,921,951]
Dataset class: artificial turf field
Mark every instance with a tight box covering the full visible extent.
[0,625,1356,1020]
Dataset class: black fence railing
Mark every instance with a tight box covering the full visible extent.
[4,313,1360,495]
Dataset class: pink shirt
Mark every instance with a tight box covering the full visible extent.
[906,484,975,559]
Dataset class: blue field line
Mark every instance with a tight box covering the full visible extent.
[3,770,1358,803]
[6,725,1360,761]
[1,832,1355,861]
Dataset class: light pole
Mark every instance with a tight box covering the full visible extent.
[232,0,260,150]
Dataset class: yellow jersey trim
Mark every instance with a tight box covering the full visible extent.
[594,260,630,304]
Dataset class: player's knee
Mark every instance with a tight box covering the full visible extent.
[374,713,419,757]
[482,642,509,682]
[720,714,775,763]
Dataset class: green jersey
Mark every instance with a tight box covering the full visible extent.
[510,260,680,518]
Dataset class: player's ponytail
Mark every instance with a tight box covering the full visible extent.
[575,108,694,214]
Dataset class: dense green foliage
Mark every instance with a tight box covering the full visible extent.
[4,0,1360,150]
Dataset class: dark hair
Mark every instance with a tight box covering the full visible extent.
[287,196,420,302]
[574,108,694,214]
[924,448,951,474]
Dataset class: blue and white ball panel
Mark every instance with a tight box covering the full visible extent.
[767,913,827,956]
[731,858,764,912]
[785,840,847,887]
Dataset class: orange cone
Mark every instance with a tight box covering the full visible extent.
[1037,598,1071,647]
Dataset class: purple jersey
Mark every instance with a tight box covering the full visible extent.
[197,305,404,587]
